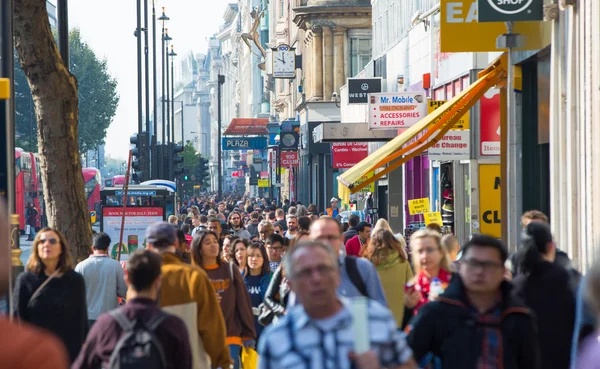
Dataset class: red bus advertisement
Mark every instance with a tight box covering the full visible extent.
[104,175,125,187]
[82,168,102,216]
[15,149,44,232]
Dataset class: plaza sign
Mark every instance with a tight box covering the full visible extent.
[222,137,267,150]
[478,0,543,22]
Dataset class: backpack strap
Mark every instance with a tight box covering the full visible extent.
[109,309,135,332]
[345,256,368,297]
[146,310,168,331]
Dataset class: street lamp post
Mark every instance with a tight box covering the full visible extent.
[217,74,225,201]
[158,9,169,146]
[143,0,151,179]
[169,45,177,147]
[164,30,172,146]
[151,1,158,178]
[57,0,69,68]
[135,0,142,135]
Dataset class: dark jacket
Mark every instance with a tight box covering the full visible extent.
[72,298,192,369]
[13,270,87,363]
[263,265,290,316]
[343,227,358,244]
[407,275,541,369]
[512,262,575,369]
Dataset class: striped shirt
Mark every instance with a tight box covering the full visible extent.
[258,297,413,369]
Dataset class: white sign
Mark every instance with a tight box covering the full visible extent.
[428,131,470,161]
[102,207,164,261]
[368,92,428,130]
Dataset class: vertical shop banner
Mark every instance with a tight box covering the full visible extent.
[102,207,164,261]
[480,89,501,156]
[331,142,369,169]
[478,164,501,237]
[281,151,300,167]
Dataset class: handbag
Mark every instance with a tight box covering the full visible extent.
[257,303,276,326]
[27,270,60,307]
[241,347,259,369]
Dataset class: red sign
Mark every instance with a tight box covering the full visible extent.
[281,152,299,167]
[260,171,269,178]
[331,142,369,169]
[480,89,501,156]
[102,207,164,217]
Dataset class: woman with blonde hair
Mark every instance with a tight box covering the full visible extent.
[362,229,413,327]
[405,229,452,315]
[372,218,393,235]
[13,228,88,363]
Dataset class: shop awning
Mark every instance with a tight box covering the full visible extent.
[223,118,269,136]
[337,54,507,202]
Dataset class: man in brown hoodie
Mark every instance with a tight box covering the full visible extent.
[145,222,232,369]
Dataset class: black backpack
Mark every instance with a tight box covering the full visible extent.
[107,309,168,369]
[345,256,367,297]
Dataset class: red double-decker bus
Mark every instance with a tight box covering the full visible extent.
[15,149,44,232]
[82,167,102,215]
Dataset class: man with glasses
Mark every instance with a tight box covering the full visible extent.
[228,211,252,239]
[265,234,285,272]
[407,234,540,369]
[309,218,387,306]
[258,240,417,369]
[258,220,274,243]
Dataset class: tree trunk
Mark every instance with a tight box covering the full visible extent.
[14,0,92,261]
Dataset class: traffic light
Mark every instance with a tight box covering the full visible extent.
[172,143,184,177]
[196,157,209,183]
[130,132,147,183]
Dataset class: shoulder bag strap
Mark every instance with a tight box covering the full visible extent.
[109,309,135,332]
[147,310,168,331]
[28,270,60,305]
[345,256,368,297]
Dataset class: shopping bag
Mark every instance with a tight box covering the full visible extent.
[241,347,259,369]
[25,225,30,235]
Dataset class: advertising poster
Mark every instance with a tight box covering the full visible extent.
[102,207,164,261]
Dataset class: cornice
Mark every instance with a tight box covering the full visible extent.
[293,4,371,29]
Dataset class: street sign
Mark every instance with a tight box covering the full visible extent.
[478,0,543,22]
[368,92,428,130]
[348,78,382,104]
[222,137,268,150]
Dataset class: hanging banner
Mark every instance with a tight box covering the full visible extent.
[281,151,300,167]
[331,142,369,169]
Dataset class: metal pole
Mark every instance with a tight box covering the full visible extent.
[180,102,184,145]
[277,146,281,201]
[151,0,157,178]
[217,74,224,201]
[143,0,150,180]
[165,41,170,145]
[504,21,522,251]
[117,150,133,262]
[57,0,69,68]
[171,52,175,147]
[161,26,166,145]
[136,0,143,134]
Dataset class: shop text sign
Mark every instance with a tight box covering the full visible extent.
[257,179,270,188]
[368,92,427,130]
[428,131,470,161]
[408,198,430,215]
[354,171,375,193]
[281,151,299,167]
[424,212,443,226]
[348,78,382,104]
[222,137,267,150]
[479,164,501,237]
[331,142,369,169]
[428,100,470,130]
[478,0,543,22]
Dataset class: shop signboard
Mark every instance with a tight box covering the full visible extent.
[368,92,428,130]
[424,212,443,226]
[281,151,300,167]
[102,207,164,261]
[331,142,369,169]
[354,171,376,193]
[440,0,550,52]
[222,137,267,150]
[480,89,501,156]
[428,100,470,130]
[479,164,501,237]
[348,78,382,104]
[408,198,431,215]
[428,131,470,161]
[477,0,543,22]
[257,179,270,188]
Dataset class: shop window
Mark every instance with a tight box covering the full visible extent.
[453,79,462,94]
[433,87,445,100]
[350,38,372,77]
[445,83,454,99]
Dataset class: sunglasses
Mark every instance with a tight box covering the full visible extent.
[40,238,58,245]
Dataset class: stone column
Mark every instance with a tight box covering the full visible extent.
[312,26,323,100]
[333,27,346,95]
[323,26,334,100]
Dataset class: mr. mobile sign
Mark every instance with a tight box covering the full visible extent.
[368,92,428,130]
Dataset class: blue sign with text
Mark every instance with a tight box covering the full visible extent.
[222,137,268,150]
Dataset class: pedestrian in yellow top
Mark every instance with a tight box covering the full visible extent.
[145,222,232,369]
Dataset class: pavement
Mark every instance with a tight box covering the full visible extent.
[18,224,100,265]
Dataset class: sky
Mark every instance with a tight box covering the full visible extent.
[59,0,232,160]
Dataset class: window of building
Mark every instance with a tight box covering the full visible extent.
[350,38,372,77]
[280,0,285,18]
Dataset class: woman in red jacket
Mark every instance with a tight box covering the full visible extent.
[191,231,256,369]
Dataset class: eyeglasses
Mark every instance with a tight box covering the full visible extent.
[266,246,282,250]
[259,230,271,234]
[40,238,58,245]
[293,264,336,280]
[462,259,504,272]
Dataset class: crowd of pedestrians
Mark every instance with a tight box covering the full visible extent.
[1,194,599,369]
